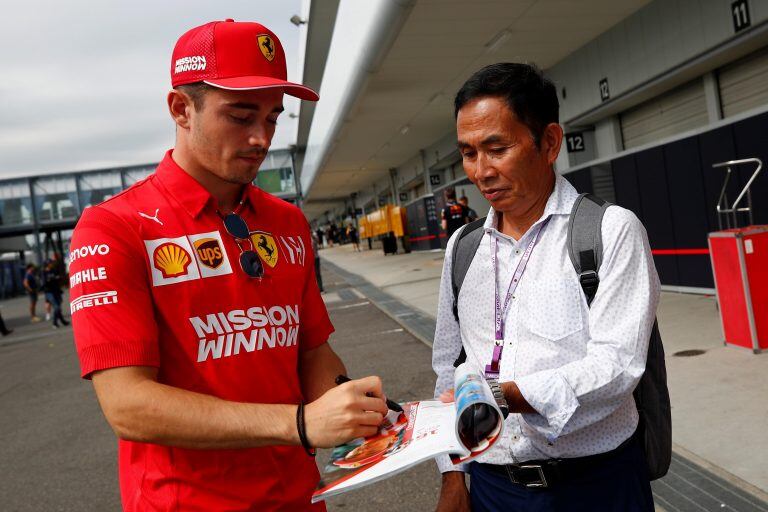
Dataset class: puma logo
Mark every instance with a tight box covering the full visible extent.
[138,209,163,226]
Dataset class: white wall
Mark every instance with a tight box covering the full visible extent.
[548,0,768,124]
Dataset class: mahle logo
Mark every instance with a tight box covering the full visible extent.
[153,242,192,278]
[194,238,224,269]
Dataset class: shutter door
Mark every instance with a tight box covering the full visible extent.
[620,79,708,149]
[719,46,768,118]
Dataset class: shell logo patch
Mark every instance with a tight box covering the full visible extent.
[145,232,232,286]
[144,236,201,287]
[193,238,224,269]
[251,231,279,268]
[154,242,192,278]
[257,34,276,62]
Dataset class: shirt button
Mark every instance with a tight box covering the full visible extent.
[515,250,521,255]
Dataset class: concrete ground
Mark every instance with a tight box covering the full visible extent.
[318,270,440,511]
[319,243,768,500]
[0,291,122,511]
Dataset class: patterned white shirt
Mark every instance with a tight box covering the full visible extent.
[433,176,660,472]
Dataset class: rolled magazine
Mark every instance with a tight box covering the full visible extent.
[312,363,504,503]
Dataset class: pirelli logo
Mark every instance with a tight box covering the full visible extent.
[71,291,118,314]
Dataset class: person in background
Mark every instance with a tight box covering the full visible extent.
[347,224,361,252]
[441,187,469,239]
[42,260,68,329]
[315,227,325,248]
[459,196,478,222]
[23,264,42,323]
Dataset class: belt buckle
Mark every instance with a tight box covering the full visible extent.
[508,464,548,488]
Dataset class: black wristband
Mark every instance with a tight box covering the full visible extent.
[296,402,316,457]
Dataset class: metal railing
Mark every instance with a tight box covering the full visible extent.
[712,158,762,230]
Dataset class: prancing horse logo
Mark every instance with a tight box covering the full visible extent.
[251,231,279,267]
[257,34,276,62]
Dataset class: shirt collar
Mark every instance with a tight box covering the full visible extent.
[482,174,579,237]
[154,149,261,219]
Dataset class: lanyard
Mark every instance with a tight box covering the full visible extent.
[485,217,550,378]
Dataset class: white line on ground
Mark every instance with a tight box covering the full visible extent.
[377,328,404,335]
[321,292,343,304]
[327,301,370,311]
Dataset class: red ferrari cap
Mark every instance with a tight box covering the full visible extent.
[171,19,318,101]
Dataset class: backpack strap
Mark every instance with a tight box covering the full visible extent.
[567,193,611,306]
[450,217,486,368]
[451,217,487,322]
[568,194,672,479]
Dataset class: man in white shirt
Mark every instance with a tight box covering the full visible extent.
[433,63,659,511]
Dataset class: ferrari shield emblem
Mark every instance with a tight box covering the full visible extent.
[257,34,276,62]
[251,231,279,267]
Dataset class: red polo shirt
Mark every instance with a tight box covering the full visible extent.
[69,150,333,511]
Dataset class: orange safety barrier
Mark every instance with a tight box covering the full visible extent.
[389,206,406,237]
[359,217,370,239]
[358,204,408,239]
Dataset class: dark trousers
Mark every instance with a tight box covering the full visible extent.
[469,434,654,512]
[45,291,67,326]
[0,312,9,334]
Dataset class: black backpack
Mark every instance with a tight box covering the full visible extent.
[449,193,671,481]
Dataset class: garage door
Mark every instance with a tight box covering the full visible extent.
[620,79,708,149]
[719,46,768,119]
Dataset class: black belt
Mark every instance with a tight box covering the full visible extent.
[478,434,636,489]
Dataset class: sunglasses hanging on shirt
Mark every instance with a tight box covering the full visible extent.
[222,213,265,279]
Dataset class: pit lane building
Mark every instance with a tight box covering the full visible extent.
[297,0,768,294]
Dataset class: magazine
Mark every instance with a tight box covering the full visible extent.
[312,363,504,503]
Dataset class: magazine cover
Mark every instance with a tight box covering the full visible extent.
[312,363,504,503]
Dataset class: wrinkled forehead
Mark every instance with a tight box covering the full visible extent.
[456,97,532,145]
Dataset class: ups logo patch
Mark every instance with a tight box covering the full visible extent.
[194,238,224,269]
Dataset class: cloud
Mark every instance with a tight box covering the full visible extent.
[0,0,305,177]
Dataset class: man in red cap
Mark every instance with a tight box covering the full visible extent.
[69,20,389,511]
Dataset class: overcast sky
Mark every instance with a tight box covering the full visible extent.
[0,0,306,178]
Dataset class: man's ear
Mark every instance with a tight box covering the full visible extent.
[541,122,564,165]
[167,89,193,129]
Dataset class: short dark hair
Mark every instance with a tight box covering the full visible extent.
[454,63,559,147]
[176,82,213,110]
[445,187,456,201]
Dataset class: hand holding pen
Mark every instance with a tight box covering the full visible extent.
[335,374,404,413]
